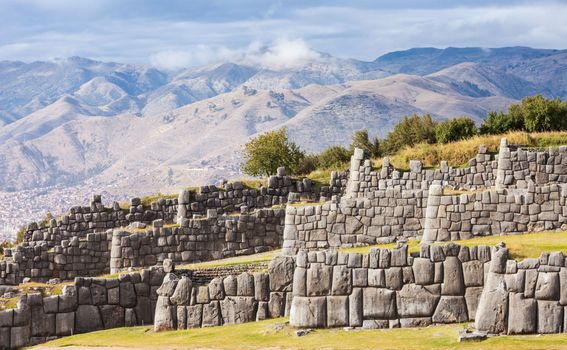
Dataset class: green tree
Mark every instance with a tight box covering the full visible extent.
[383,113,437,154]
[435,116,477,144]
[350,129,382,158]
[479,110,525,134]
[241,128,305,176]
[521,95,567,132]
[318,146,351,169]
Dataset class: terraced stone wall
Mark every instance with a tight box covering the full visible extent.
[0,266,166,349]
[110,209,285,274]
[475,245,567,334]
[153,256,295,331]
[289,244,490,328]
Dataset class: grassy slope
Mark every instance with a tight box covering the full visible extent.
[341,230,567,260]
[34,318,567,350]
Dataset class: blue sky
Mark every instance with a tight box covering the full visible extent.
[1,0,566,68]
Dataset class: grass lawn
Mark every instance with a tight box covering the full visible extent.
[33,318,567,350]
[177,249,281,270]
[341,230,567,260]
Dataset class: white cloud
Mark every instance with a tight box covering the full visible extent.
[149,38,322,70]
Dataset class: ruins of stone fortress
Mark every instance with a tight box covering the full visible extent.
[1,138,567,348]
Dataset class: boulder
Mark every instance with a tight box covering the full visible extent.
[441,257,465,295]
[412,258,434,285]
[464,287,484,320]
[75,305,103,333]
[55,312,74,336]
[154,296,176,331]
[474,273,508,334]
[331,265,352,295]
[171,277,192,305]
[397,284,440,317]
[537,300,563,333]
[237,273,255,297]
[268,256,295,292]
[187,305,203,328]
[326,296,349,327]
[100,305,125,329]
[535,272,560,300]
[306,263,332,296]
[220,296,257,324]
[208,277,225,300]
[202,301,222,327]
[268,292,286,318]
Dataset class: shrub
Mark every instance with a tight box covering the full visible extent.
[295,154,320,175]
[241,128,305,176]
[383,113,437,154]
[479,110,524,134]
[521,95,567,132]
[435,116,477,144]
[318,146,351,169]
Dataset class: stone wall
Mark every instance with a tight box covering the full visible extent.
[153,256,295,331]
[475,245,567,334]
[422,182,567,242]
[1,231,111,285]
[110,209,285,274]
[289,243,491,328]
[0,267,166,349]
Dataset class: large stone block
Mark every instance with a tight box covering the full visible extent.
[462,260,484,287]
[10,326,30,349]
[363,288,397,319]
[306,263,332,296]
[475,273,509,334]
[537,300,563,334]
[268,292,286,318]
[535,272,560,300]
[237,272,255,297]
[220,296,257,325]
[331,265,352,295]
[171,276,192,305]
[268,255,295,292]
[289,296,326,328]
[75,305,103,333]
[120,282,137,308]
[154,296,176,331]
[396,284,440,318]
[432,296,468,323]
[507,292,536,334]
[100,305,125,329]
[31,308,55,336]
[293,267,307,296]
[441,257,465,295]
[464,287,484,320]
[208,277,225,300]
[327,296,349,327]
[202,301,222,327]
[56,312,75,336]
[412,258,434,285]
[187,304,203,328]
[223,275,237,296]
[349,288,363,327]
[254,273,270,302]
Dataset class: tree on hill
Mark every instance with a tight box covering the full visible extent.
[350,129,382,158]
[435,116,477,144]
[241,128,305,177]
[383,113,437,154]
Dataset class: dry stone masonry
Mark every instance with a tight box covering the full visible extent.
[289,244,489,328]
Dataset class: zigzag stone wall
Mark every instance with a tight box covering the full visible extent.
[475,245,567,334]
[289,244,490,328]
[110,209,285,274]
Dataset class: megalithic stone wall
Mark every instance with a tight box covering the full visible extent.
[110,209,285,274]
[0,267,166,349]
[153,255,296,331]
[475,245,567,334]
[289,244,490,329]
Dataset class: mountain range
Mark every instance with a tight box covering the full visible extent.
[0,46,566,238]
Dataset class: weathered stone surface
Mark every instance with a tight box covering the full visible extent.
[462,260,484,287]
[156,273,178,297]
[154,296,176,331]
[331,265,352,295]
[349,288,363,327]
[237,272,255,297]
[385,267,403,290]
[432,296,468,323]
[399,317,432,328]
[412,258,434,285]
[535,272,560,300]
[326,296,349,327]
[170,277,192,305]
[268,292,286,318]
[187,305,203,328]
[464,287,484,320]
[120,282,137,308]
[507,292,536,334]
[363,288,396,319]
[56,312,74,336]
[537,300,563,333]
[223,275,237,296]
[10,326,31,349]
[442,257,465,295]
[362,319,389,329]
[268,255,295,292]
[290,296,326,328]
[293,267,307,296]
[254,273,270,302]
[397,284,440,317]
[220,296,257,324]
[256,301,269,321]
[75,305,103,333]
[202,301,222,327]
[100,305,125,329]
[306,263,332,296]
[475,273,509,334]
[208,277,225,300]
[560,268,567,305]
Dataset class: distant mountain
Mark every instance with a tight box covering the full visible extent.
[0,46,565,195]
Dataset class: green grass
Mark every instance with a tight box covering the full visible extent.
[341,230,567,260]
[178,249,280,270]
[140,193,179,206]
[34,318,567,350]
